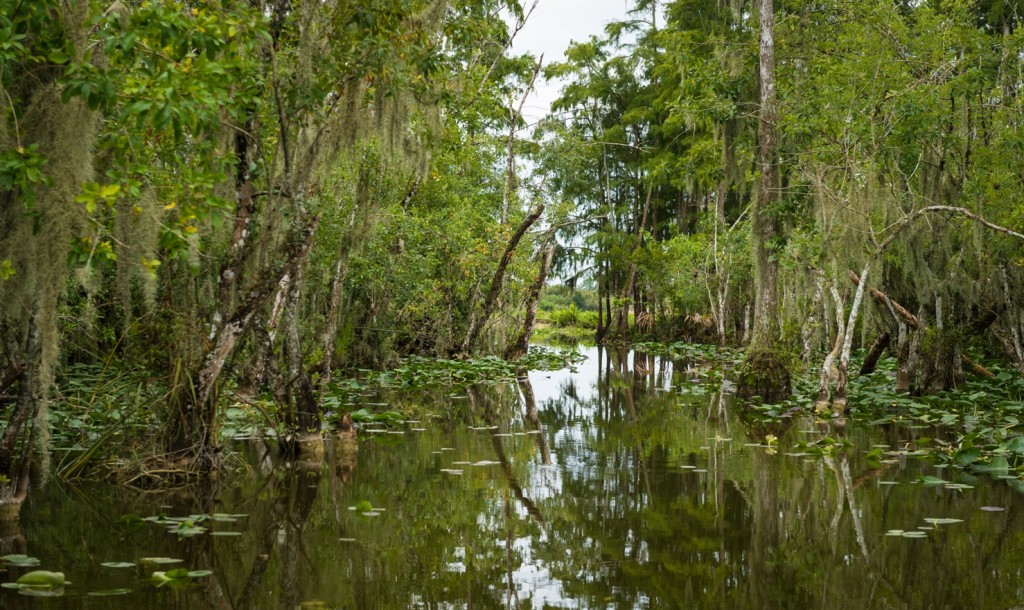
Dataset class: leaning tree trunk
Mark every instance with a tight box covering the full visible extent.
[460,203,544,354]
[832,262,870,411]
[737,0,791,402]
[505,243,556,361]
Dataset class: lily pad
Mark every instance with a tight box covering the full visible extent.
[88,588,132,596]
[980,506,1006,512]
[100,562,136,569]
[1,554,39,567]
[923,517,964,525]
[139,557,183,565]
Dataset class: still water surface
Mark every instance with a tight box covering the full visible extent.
[7,347,1024,608]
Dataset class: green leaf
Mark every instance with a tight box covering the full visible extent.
[987,456,1011,477]
[1004,435,1024,453]
[47,49,69,64]
[953,447,981,465]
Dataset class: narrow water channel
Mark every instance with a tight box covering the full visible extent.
[6,346,1024,608]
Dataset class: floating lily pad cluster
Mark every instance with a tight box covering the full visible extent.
[121,512,249,538]
[323,346,584,407]
[885,517,965,538]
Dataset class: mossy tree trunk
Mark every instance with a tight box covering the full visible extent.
[737,0,791,402]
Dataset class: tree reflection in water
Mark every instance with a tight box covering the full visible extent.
[10,346,1024,608]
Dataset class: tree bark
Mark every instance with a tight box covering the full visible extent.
[282,263,321,455]
[505,243,556,360]
[167,219,319,460]
[833,262,871,410]
[737,0,790,401]
[801,271,826,364]
[859,331,892,376]
[461,203,544,354]
[816,285,845,408]
[849,271,918,329]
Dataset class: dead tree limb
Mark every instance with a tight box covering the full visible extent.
[848,270,919,329]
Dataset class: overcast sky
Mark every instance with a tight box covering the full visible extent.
[509,0,634,124]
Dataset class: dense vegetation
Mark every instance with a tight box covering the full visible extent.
[3,0,1024,520]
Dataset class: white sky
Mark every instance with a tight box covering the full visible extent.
[509,0,634,125]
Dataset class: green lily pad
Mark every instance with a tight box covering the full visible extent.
[100,562,136,569]
[88,588,132,596]
[1,554,39,567]
[139,557,183,565]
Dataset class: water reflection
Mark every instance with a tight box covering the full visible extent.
[9,346,1024,608]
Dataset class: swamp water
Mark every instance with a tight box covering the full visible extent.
[5,346,1024,609]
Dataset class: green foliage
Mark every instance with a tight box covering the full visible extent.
[549,304,599,329]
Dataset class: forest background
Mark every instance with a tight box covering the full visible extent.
[3,0,1024,516]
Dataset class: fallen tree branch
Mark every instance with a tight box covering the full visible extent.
[848,270,918,329]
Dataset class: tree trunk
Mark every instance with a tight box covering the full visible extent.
[833,262,871,411]
[801,271,826,364]
[816,284,845,408]
[737,0,790,402]
[506,244,556,360]
[166,220,319,461]
[282,263,321,457]
[859,331,892,376]
[317,254,351,384]
[895,321,911,393]
[461,203,544,354]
